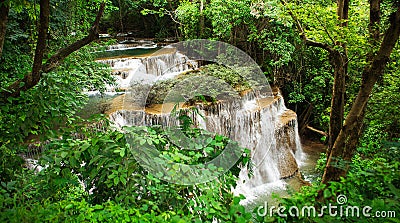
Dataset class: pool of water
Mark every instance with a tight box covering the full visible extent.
[299,139,326,183]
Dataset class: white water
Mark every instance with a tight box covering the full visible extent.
[109,93,304,203]
[96,51,198,92]
[97,48,304,204]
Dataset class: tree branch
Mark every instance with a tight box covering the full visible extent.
[306,125,328,136]
[305,39,334,52]
[166,10,183,26]
[43,2,105,73]
[279,0,334,53]
[2,0,50,99]
[337,0,349,27]
[314,11,336,45]
[367,0,382,60]
[1,2,106,101]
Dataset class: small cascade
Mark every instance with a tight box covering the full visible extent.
[95,51,198,92]
[142,52,197,77]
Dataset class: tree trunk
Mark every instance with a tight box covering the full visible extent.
[199,0,205,37]
[369,0,381,43]
[298,103,313,135]
[0,0,10,58]
[337,0,349,27]
[118,0,124,33]
[2,0,50,97]
[30,0,50,87]
[322,6,400,183]
[367,0,381,60]
[327,0,349,154]
[327,50,347,155]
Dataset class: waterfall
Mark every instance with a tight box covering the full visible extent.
[109,91,305,200]
[98,47,304,203]
[232,102,305,203]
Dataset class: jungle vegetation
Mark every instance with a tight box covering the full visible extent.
[0,0,399,222]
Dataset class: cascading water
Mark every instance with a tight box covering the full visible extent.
[109,89,304,203]
[96,43,305,204]
[105,41,157,51]
[96,48,198,91]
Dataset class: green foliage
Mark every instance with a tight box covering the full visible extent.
[100,0,176,38]
[281,46,333,132]
[197,64,251,91]
[0,143,24,182]
[0,0,115,147]
[0,187,250,222]
[1,198,188,223]
[0,114,252,222]
[49,0,109,40]
[175,1,201,39]
[1,9,33,77]
[0,46,113,146]
[248,22,297,70]
[0,173,190,222]
[173,0,300,72]
[174,0,252,40]
[314,152,327,176]
[205,0,253,40]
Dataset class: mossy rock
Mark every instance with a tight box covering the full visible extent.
[145,64,251,106]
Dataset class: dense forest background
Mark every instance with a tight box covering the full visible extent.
[0,0,399,222]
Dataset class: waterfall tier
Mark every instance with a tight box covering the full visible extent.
[105,42,157,51]
[96,48,198,91]
[109,90,303,187]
